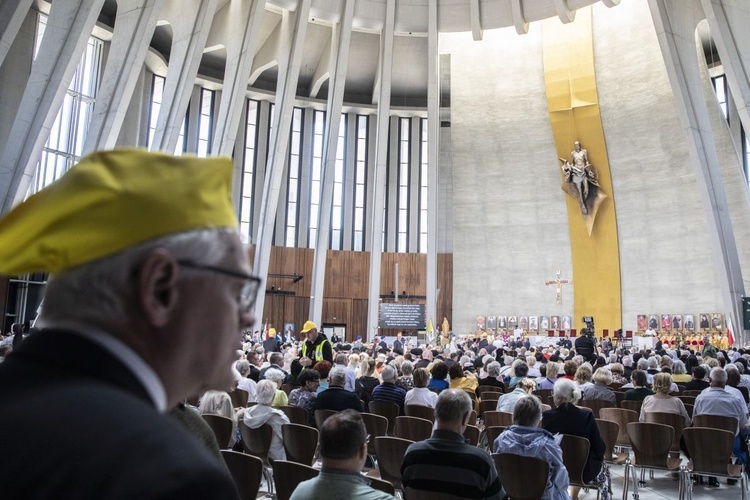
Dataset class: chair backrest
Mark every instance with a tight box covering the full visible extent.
[230,388,249,408]
[463,424,480,446]
[478,385,506,396]
[221,450,264,500]
[202,414,234,449]
[677,395,696,406]
[683,404,693,419]
[280,383,295,396]
[595,418,619,463]
[692,414,738,435]
[480,391,503,402]
[280,405,309,426]
[559,434,590,487]
[281,423,319,466]
[492,453,549,500]
[485,426,507,451]
[619,399,642,415]
[405,488,472,500]
[681,390,702,397]
[468,410,478,426]
[369,477,396,496]
[683,427,736,476]
[314,409,338,429]
[404,404,435,423]
[369,400,400,435]
[614,391,626,408]
[395,416,433,442]
[361,412,389,456]
[484,410,514,428]
[534,389,553,401]
[578,399,616,418]
[239,423,273,465]
[642,411,686,454]
[271,459,319,500]
[374,436,414,490]
[599,408,638,447]
[626,422,674,468]
[478,399,497,417]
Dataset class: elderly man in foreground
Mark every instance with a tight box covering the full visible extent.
[0,150,257,499]
[400,389,503,499]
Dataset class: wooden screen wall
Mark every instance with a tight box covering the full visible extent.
[252,245,453,342]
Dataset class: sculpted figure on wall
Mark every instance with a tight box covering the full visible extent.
[558,141,607,235]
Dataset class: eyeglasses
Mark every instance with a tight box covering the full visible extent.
[177,260,262,313]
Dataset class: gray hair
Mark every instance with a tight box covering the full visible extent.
[546,361,560,379]
[256,379,277,405]
[265,369,285,384]
[622,356,632,367]
[235,359,251,376]
[329,367,347,386]
[487,361,501,378]
[593,368,613,384]
[709,367,727,386]
[553,378,581,404]
[513,396,542,427]
[401,361,414,376]
[38,228,236,329]
[672,360,687,375]
[435,389,472,424]
[381,364,397,383]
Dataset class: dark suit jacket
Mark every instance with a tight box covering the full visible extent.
[541,402,605,483]
[313,386,364,412]
[0,330,239,499]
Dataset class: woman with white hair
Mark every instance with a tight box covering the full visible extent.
[581,368,616,403]
[542,379,606,500]
[264,368,288,409]
[243,380,290,461]
[198,390,237,447]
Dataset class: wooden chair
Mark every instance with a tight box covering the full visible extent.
[484,410,513,428]
[492,453,549,500]
[533,388,553,402]
[230,388,249,408]
[314,409,338,429]
[463,424,480,446]
[681,390,702,397]
[369,477,396,496]
[676,384,686,393]
[220,450,264,500]
[692,414,738,435]
[614,391,626,408]
[682,427,747,500]
[578,399,616,419]
[404,404,435,423]
[394,416,433,442]
[369,401,400,435]
[479,391,503,402]
[271,460,318,500]
[620,399,642,415]
[600,408,638,450]
[559,434,600,497]
[478,399,498,418]
[361,412,388,464]
[280,405,309,426]
[623,422,681,500]
[280,383,295,396]
[477,385,506,397]
[677,395,696,406]
[239,423,275,495]
[485,426,507,452]
[683,404,694,419]
[642,411,686,458]
[468,410,478,426]
[595,418,627,465]
[281,424,318,466]
[202,414,234,449]
[374,436,414,492]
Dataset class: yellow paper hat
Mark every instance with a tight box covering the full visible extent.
[0,149,237,275]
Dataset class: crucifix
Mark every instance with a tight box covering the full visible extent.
[545,270,572,306]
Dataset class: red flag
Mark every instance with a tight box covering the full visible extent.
[727,316,735,346]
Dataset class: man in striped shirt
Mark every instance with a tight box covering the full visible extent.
[401,389,503,499]
[371,365,406,413]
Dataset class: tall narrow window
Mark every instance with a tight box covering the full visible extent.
[240,99,259,244]
[419,118,428,253]
[31,14,103,196]
[309,110,325,247]
[196,88,214,157]
[397,118,410,252]
[711,75,728,122]
[353,115,368,251]
[331,115,346,250]
[286,108,303,247]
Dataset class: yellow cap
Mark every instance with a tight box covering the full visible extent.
[301,320,317,333]
[268,328,277,336]
[0,149,237,275]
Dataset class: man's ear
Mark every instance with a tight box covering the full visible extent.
[137,249,180,327]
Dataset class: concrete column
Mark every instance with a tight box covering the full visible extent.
[409,115,420,253]
[211,0,267,156]
[297,108,314,248]
[252,0,312,322]
[309,0,355,326]
[115,65,149,148]
[342,112,357,251]
[366,0,396,340]
[231,99,248,209]
[387,115,399,252]
[426,0,439,328]
[83,0,163,153]
[364,113,377,251]
[251,99,271,242]
[149,0,216,153]
[0,8,34,157]
[0,0,34,68]
[649,0,746,342]
[701,0,750,154]
[0,0,105,213]
[183,85,202,154]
